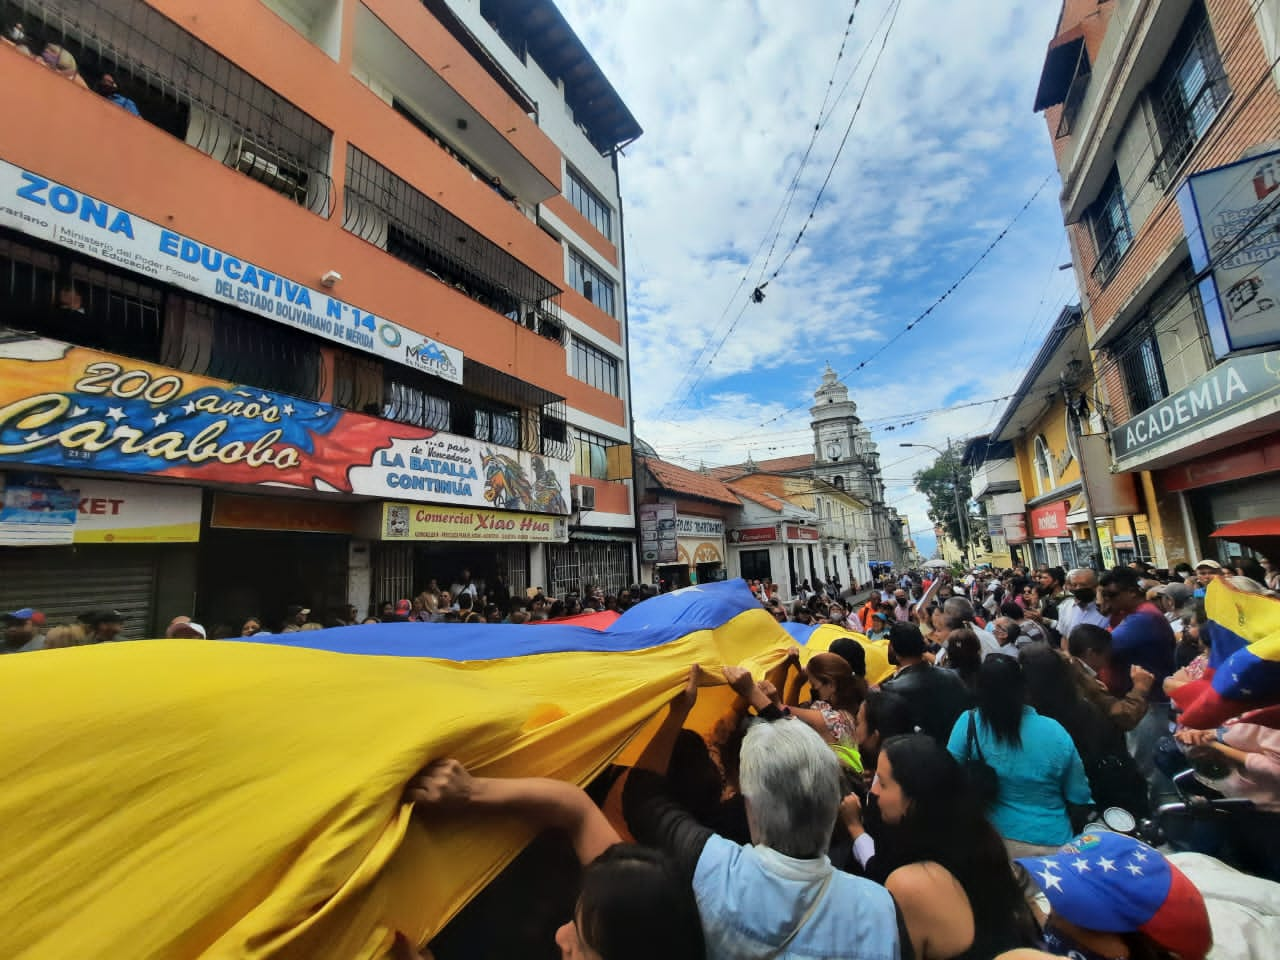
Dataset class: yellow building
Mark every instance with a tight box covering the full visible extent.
[992,307,1162,569]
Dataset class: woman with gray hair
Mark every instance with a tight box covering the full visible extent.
[624,665,903,960]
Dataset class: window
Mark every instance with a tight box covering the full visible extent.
[739,549,772,581]
[1087,169,1133,284]
[571,338,621,396]
[1108,265,1212,415]
[1034,435,1055,495]
[572,428,617,479]
[568,249,616,316]
[566,168,612,240]
[1152,2,1228,185]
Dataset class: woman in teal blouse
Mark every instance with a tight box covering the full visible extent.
[946,656,1092,858]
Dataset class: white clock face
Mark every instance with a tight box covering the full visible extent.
[827,441,842,461]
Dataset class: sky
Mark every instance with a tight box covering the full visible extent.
[558,0,1082,560]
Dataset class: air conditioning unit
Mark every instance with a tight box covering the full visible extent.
[231,135,307,204]
[572,484,596,511]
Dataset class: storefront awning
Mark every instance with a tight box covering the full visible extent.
[569,530,635,542]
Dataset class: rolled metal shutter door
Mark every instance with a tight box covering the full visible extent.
[0,549,157,639]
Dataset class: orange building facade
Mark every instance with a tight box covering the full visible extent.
[0,0,641,633]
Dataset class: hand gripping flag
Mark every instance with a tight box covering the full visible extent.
[1173,578,1280,729]
[0,580,878,959]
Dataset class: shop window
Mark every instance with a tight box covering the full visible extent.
[1087,169,1133,285]
[571,338,621,396]
[739,549,772,581]
[1151,1,1229,187]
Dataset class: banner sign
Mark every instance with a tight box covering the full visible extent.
[211,493,355,534]
[784,525,820,542]
[675,515,725,537]
[73,478,201,543]
[0,332,570,514]
[638,503,677,563]
[1002,513,1028,545]
[1030,502,1069,538]
[1178,150,1280,357]
[0,160,463,383]
[728,526,778,544]
[380,503,567,543]
[0,471,77,545]
[1110,349,1280,462]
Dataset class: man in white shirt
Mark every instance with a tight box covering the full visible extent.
[1028,567,1108,642]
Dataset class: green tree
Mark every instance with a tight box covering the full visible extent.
[912,448,979,551]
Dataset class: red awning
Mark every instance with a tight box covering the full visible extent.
[1211,517,1280,539]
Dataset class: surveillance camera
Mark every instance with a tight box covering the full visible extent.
[321,270,342,288]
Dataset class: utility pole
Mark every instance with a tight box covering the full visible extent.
[901,439,970,566]
[946,437,970,565]
[1063,381,1104,568]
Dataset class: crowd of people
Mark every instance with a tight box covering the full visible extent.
[4,22,140,115]
[5,555,1280,958]
[403,558,1279,959]
[0,565,662,653]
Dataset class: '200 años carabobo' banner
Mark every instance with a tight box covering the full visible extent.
[0,331,570,515]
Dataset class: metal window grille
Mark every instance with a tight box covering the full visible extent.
[4,0,334,216]
[1088,171,1133,285]
[343,146,563,338]
[566,168,612,240]
[379,362,571,460]
[571,338,620,396]
[162,295,326,399]
[502,545,529,597]
[1151,2,1229,188]
[371,543,414,609]
[0,233,326,398]
[567,249,616,316]
[548,542,631,597]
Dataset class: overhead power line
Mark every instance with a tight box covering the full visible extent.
[659,0,868,418]
[664,0,902,418]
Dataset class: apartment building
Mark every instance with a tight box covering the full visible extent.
[0,0,640,633]
[1036,0,1280,567]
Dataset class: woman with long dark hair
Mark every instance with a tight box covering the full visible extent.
[946,657,1092,860]
[840,734,1033,959]
[1020,643,1149,817]
[941,628,982,692]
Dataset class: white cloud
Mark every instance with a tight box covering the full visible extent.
[557,0,1075,546]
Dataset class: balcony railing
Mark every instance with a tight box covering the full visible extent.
[4,0,334,216]
[343,145,564,343]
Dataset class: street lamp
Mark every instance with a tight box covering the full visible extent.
[901,439,970,563]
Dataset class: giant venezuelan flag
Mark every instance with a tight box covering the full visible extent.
[0,580,873,959]
[1174,578,1280,729]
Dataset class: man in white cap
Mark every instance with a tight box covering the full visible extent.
[1192,559,1222,599]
